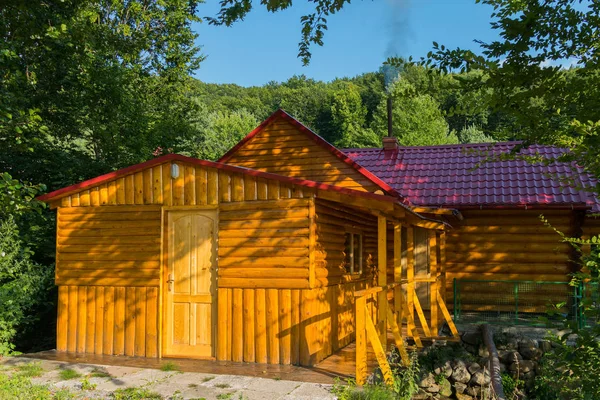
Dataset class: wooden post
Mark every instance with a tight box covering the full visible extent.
[386,307,410,367]
[429,230,439,335]
[377,216,387,349]
[308,198,316,289]
[393,224,402,328]
[406,226,416,337]
[355,295,367,385]
[440,231,447,302]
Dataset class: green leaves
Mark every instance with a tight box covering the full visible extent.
[0,173,46,220]
[426,0,600,188]
[0,216,53,355]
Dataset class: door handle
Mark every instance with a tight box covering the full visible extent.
[167,273,174,292]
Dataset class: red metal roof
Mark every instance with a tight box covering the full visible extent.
[344,142,599,211]
[218,109,409,204]
[36,153,402,207]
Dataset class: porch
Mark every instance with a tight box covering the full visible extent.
[24,321,456,386]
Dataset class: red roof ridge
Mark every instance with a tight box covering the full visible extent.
[218,109,410,204]
[343,141,531,152]
[36,153,407,208]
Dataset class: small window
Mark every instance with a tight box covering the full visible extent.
[344,232,363,274]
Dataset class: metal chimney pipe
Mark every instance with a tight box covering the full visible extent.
[387,96,393,137]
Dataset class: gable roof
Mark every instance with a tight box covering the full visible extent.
[344,142,599,211]
[218,109,409,204]
[36,153,403,208]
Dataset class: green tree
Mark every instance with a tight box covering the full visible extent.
[0,174,52,355]
[328,83,380,148]
[372,79,458,146]
[1,0,204,184]
[424,0,600,183]
[457,125,494,144]
[185,109,258,161]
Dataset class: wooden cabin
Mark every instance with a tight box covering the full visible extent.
[38,108,598,373]
[39,152,451,369]
[219,110,600,314]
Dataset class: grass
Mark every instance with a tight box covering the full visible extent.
[214,383,231,389]
[89,368,112,378]
[111,387,163,399]
[0,371,75,400]
[216,393,233,400]
[14,362,44,377]
[188,383,199,388]
[331,379,397,400]
[159,362,181,372]
[80,377,97,391]
[201,376,214,382]
[58,368,81,380]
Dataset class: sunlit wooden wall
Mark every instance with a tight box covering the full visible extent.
[222,118,379,192]
[445,209,576,311]
[56,206,161,357]
[54,160,316,361]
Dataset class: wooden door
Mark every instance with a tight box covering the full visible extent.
[414,227,430,309]
[165,210,217,358]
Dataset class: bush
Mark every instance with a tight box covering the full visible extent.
[533,330,600,400]
[501,373,524,400]
[331,351,420,400]
[536,216,600,399]
[0,216,53,355]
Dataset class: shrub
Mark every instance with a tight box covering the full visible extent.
[536,216,600,399]
[501,373,524,400]
[391,351,420,400]
[533,330,600,400]
[0,216,53,355]
[331,351,420,400]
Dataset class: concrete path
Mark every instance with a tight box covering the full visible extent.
[0,356,336,399]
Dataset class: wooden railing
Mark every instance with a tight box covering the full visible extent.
[354,279,459,385]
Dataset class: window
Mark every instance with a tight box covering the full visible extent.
[344,232,363,274]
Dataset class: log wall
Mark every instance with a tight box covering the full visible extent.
[583,214,600,241]
[53,160,315,360]
[446,209,575,311]
[223,119,378,192]
[582,213,600,259]
[313,198,378,287]
[218,198,311,289]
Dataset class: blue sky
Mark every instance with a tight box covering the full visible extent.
[193,1,499,86]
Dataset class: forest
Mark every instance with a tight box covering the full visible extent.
[1,1,600,398]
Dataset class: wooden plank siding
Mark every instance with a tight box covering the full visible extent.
[445,210,575,311]
[54,160,316,362]
[57,285,159,357]
[583,214,600,241]
[223,119,379,192]
[283,198,380,366]
[218,198,311,289]
[582,214,600,259]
